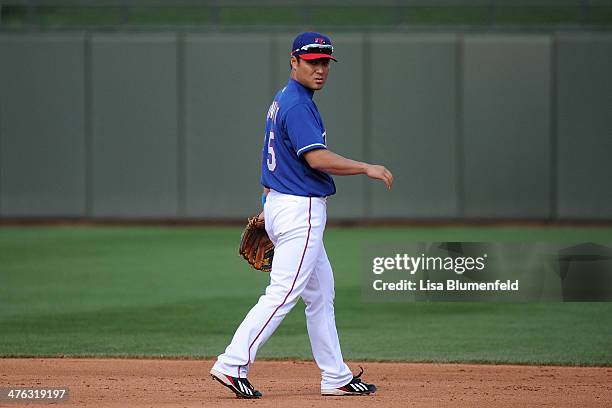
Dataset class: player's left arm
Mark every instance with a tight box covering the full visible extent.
[257,187,270,220]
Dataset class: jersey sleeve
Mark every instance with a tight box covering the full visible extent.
[284,103,327,156]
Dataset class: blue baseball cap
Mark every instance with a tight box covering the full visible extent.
[291,32,337,62]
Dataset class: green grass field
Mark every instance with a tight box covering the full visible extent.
[1,226,611,366]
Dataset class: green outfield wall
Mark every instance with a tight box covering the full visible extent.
[0,31,610,220]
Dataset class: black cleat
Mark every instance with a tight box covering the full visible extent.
[210,368,262,399]
[321,367,377,396]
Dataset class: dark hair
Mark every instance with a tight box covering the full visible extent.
[290,55,301,69]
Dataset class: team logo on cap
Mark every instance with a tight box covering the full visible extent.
[314,37,326,44]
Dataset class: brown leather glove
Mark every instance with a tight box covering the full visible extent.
[239,216,274,272]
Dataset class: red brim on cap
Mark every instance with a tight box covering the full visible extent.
[300,53,338,62]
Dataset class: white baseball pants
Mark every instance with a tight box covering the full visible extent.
[212,189,353,389]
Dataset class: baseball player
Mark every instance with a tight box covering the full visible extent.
[210,31,393,399]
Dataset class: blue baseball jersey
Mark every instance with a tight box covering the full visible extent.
[261,78,336,197]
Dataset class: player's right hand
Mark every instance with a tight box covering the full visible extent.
[366,164,393,190]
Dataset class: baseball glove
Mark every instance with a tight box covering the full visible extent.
[239,216,274,272]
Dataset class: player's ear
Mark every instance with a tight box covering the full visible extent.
[290,56,298,70]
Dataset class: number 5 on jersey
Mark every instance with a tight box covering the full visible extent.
[267,131,276,171]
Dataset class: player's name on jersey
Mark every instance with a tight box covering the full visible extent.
[372,279,519,292]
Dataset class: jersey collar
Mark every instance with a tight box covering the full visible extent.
[288,78,314,99]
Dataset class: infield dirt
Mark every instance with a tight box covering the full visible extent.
[1,358,610,407]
